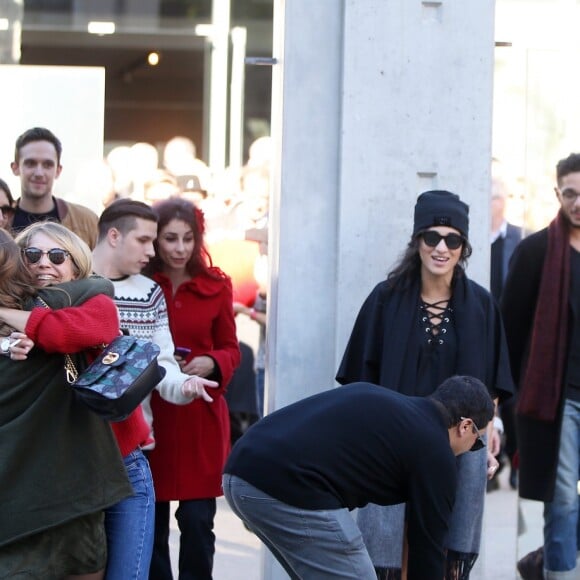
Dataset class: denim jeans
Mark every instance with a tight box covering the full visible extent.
[543,399,580,578]
[150,498,217,580]
[104,448,155,580]
[222,474,376,580]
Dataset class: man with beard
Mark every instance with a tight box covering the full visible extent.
[502,153,580,580]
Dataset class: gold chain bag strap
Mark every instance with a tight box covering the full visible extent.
[35,296,82,383]
[34,296,166,421]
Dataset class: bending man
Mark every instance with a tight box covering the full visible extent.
[223,375,494,580]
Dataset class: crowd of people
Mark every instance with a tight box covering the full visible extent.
[0,123,579,580]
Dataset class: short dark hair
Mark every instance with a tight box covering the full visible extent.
[429,375,494,429]
[97,198,158,241]
[14,127,63,164]
[556,153,580,184]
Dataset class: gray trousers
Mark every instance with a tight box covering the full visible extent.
[222,474,376,579]
[358,446,488,568]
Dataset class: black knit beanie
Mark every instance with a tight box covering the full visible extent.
[412,190,469,238]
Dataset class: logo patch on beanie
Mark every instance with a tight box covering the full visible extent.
[433,216,451,226]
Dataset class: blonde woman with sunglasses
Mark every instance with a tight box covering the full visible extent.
[0,226,132,579]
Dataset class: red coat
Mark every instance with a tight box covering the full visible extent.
[147,268,241,500]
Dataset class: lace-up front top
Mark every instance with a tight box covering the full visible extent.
[403,295,458,396]
[420,299,452,345]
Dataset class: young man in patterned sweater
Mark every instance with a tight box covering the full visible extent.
[92,198,218,579]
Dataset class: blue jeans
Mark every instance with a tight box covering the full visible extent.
[543,399,580,578]
[222,474,375,579]
[104,448,155,580]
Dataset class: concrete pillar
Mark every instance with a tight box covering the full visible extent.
[0,0,22,64]
[264,1,495,578]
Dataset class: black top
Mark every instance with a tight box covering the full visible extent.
[413,300,458,396]
[11,204,60,233]
[566,247,580,401]
[224,383,457,579]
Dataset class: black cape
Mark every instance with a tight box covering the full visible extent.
[336,274,514,403]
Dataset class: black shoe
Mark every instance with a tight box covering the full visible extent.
[516,546,543,580]
[509,467,518,490]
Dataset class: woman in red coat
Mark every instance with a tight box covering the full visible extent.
[145,198,241,580]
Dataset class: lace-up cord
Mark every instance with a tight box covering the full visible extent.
[420,299,451,345]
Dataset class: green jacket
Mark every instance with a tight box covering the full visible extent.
[0,277,131,547]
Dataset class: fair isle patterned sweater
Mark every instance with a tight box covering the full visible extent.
[110,274,192,440]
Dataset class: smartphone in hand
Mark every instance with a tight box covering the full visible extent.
[174,347,192,358]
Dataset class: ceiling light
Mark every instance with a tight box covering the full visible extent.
[87,21,115,35]
[195,24,214,37]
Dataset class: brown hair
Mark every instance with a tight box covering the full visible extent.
[0,229,36,332]
[146,197,223,280]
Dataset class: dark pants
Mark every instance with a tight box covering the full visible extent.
[499,397,517,460]
[149,499,217,580]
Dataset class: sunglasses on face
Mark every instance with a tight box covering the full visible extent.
[461,416,485,451]
[0,205,14,214]
[23,247,70,265]
[420,230,465,250]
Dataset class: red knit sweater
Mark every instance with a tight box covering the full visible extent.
[25,294,151,456]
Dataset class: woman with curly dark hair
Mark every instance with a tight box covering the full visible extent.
[145,198,240,580]
[337,190,514,580]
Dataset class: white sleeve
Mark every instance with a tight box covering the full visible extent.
[150,291,192,405]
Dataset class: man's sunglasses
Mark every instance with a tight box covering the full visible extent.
[420,230,465,250]
[23,247,70,265]
[0,205,14,214]
[461,416,485,452]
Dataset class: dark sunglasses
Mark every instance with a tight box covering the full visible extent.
[420,230,465,250]
[0,205,14,214]
[23,247,70,265]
